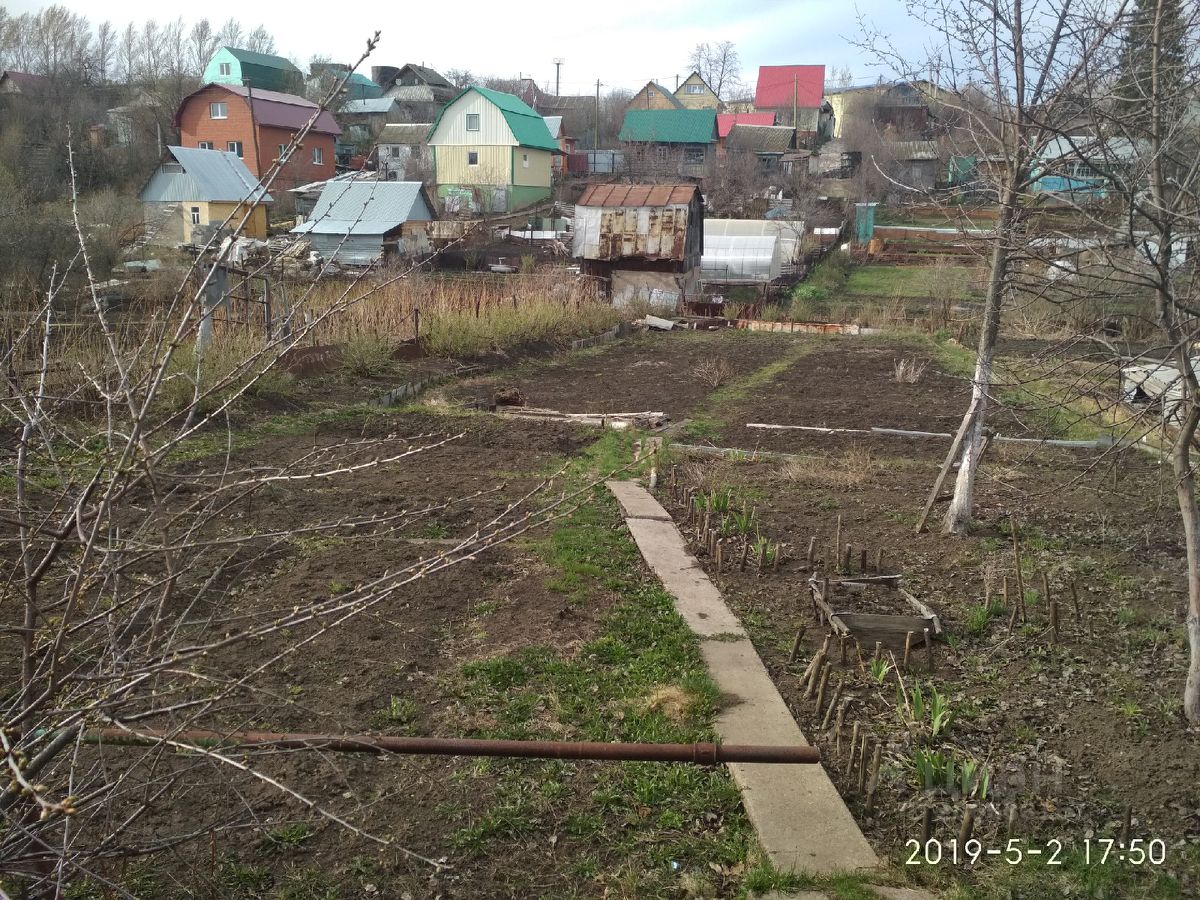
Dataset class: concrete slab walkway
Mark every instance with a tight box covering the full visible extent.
[607,481,879,875]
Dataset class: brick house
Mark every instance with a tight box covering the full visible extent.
[174,83,342,193]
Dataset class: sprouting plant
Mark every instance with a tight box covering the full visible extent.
[911,748,954,792]
[869,657,892,684]
[896,681,954,739]
[707,489,732,513]
[753,535,774,566]
[959,757,990,801]
[965,598,1006,637]
[727,505,755,535]
[1118,699,1142,719]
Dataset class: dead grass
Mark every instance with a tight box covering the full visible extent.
[641,685,695,725]
[692,358,734,389]
[893,356,931,383]
[777,447,878,490]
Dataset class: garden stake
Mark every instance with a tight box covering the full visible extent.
[821,680,842,730]
[921,807,934,844]
[1071,579,1082,625]
[860,547,868,573]
[1120,806,1132,845]
[773,544,781,571]
[715,541,723,573]
[924,627,933,671]
[834,514,842,567]
[958,805,977,845]
[1005,803,1019,838]
[1050,595,1059,645]
[806,536,816,568]
[1011,516,1027,622]
[873,641,882,664]
[841,542,853,574]
[740,542,749,571]
[788,625,807,663]
[902,631,913,668]
[815,666,830,713]
[856,734,869,793]
[839,634,847,664]
[832,698,849,748]
[1040,570,1052,621]
[805,652,827,697]
[800,652,821,686]
[821,632,832,656]
[864,743,882,815]
[874,548,883,572]
[845,722,859,776]
[756,546,764,574]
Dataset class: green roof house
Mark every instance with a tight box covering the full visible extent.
[203,47,303,93]
[619,108,717,178]
[427,86,559,214]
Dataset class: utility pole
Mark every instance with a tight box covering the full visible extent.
[553,58,563,96]
[595,79,602,150]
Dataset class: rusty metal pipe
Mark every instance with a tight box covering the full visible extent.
[84,728,819,765]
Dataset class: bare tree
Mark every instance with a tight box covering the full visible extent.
[94,20,115,84]
[216,17,243,49]
[868,0,1130,535]
[245,24,275,54]
[188,18,218,76]
[687,40,743,100]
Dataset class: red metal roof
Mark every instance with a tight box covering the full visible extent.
[717,112,776,138]
[576,183,699,208]
[754,65,825,109]
[174,83,342,135]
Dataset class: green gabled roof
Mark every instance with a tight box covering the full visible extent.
[223,46,301,72]
[619,108,717,144]
[428,85,559,152]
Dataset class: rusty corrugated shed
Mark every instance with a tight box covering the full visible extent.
[577,183,698,208]
[573,183,701,263]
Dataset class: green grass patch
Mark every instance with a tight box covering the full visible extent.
[845,265,981,300]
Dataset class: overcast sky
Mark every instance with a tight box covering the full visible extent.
[9,0,922,94]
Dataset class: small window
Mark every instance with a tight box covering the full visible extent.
[218,62,231,76]
[210,102,227,119]
[468,150,479,166]
[197,141,213,150]
[522,153,529,168]
[190,207,201,225]
[465,113,480,131]
[686,84,704,94]
[312,147,324,165]
[227,140,243,158]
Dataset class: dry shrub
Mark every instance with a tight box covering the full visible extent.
[894,356,931,383]
[642,685,695,724]
[339,332,393,377]
[692,357,734,389]
[778,447,877,490]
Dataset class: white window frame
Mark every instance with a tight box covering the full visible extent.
[312,147,324,165]
[190,206,201,225]
[465,113,480,132]
[197,141,213,150]
[278,143,289,161]
[467,150,479,166]
[227,140,243,158]
[522,152,529,168]
[218,62,231,77]
[209,102,227,120]
[685,84,704,94]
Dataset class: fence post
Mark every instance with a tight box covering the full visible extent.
[413,306,420,343]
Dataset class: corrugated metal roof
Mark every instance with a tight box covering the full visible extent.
[888,140,940,161]
[428,86,559,152]
[726,124,795,153]
[717,112,775,138]
[177,84,341,135]
[397,63,454,89]
[341,98,397,115]
[619,108,717,144]
[222,47,302,72]
[293,180,430,236]
[755,65,825,109]
[376,123,430,145]
[140,146,272,203]
[577,183,699,208]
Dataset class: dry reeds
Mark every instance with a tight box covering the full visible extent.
[778,447,877,490]
[893,357,931,384]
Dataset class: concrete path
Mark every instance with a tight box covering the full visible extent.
[607,481,879,875]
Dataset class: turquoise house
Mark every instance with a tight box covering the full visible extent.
[202,47,303,93]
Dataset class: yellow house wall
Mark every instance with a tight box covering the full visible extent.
[675,73,720,110]
[511,148,552,187]
[208,201,269,239]
[436,145,512,185]
[628,83,678,111]
[428,91,517,146]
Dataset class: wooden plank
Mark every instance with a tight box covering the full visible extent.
[837,613,933,649]
[899,588,943,634]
